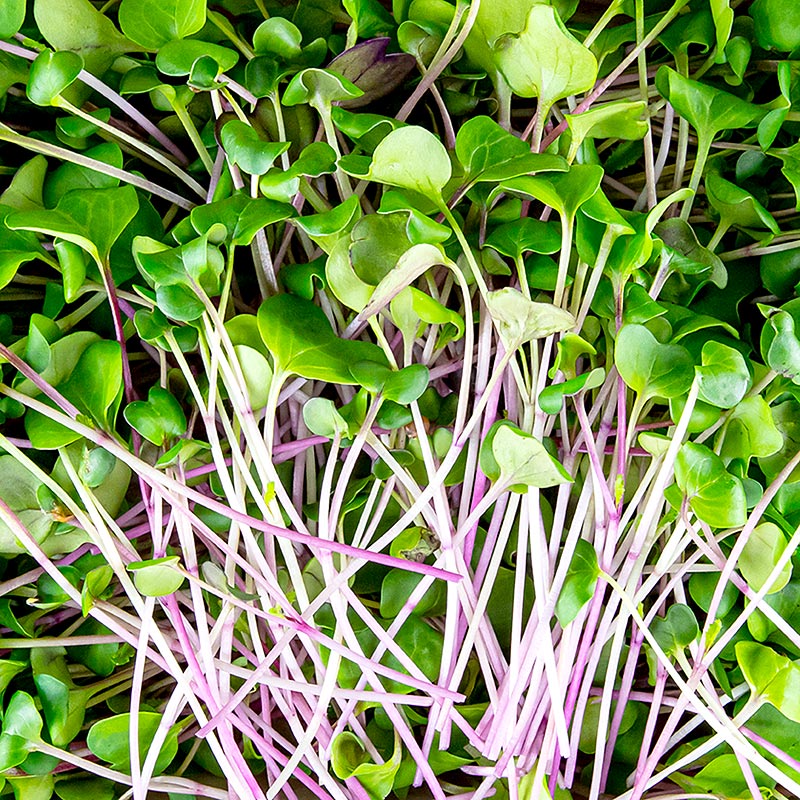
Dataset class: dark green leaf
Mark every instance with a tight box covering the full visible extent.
[87,712,180,773]
[27,50,83,107]
[650,604,699,656]
[555,540,600,626]
[118,0,207,50]
[257,294,388,383]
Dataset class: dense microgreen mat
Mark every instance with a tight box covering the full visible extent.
[4,1,800,798]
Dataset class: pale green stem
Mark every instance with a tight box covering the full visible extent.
[171,99,215,174]
[0,126,193,209]
[680,133,711,220]
[56,98,206,197]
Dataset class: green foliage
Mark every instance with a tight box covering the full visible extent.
[3,2,800,799]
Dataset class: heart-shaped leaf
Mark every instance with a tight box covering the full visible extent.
[494,5,597,111]
[650,604,699,656]
[27,50,83,107]
[674,442,747,528]
[737,641,800,723]
[118,0,206,50]
[253,17,303,59]
[128,556,185,597]
[740,522,792,594]
[257,294,387,383]
[341,125,451,201]
[696,341,751,409]
[615,324,694,401]
[87,712,180,772]
[123,387,187,446]
[486,288,575,350]
[481,422,572,492]
[220,121,290,176]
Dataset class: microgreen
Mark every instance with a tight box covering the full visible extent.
[2,2,800,800]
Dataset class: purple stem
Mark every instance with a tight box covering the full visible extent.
[0,344,81,418]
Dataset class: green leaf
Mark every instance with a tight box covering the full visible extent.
[134,233,223,295]
[0,733,30,773]
[257,294,387,383]
[293,194,362,255]
[60,340,123,429]
[650,604,699,656]
[692,754,774,798]
[220,121,290,176]
[190,193,294,246]
[384,365,430,404]
[390,286,464,347]
[484,218,561,260]
[762,310,800,383]
[302,398,351,439]
[42,142,123,208]
[27,50,83,107]
[455,116,567,185]
[696,341,751,409]
[0,156,47,212]
[349,213,414,285]
[538,368,605,415]
[494,5,597,109]
[123,387,187,446]
[283,67,363,110]
[486,288,575,350]
[0,0,25,39]
[54,240,87,303]
[380,569,445,619]
[655,66,763,147]
[4,692,43,742]
[761,246,800,299]
[342,125,451,202]
[81,565,114,616]
[253,17,303,59]
[326,239,374,313]
[7,186,139,267]
[52,777,115,800]
[487,423,572,492]
[331,731,400,800]
[740,522,792,595]
[737,641,800,723]
[555,540,600,626]
[0,207,50,291]
[33,0,135,78]
[332,107,405,151]
[156,39,237,77]
[118,0,207,50]
[688,572,738,617]
[564,100,648,159]
[751,0,800,52]
[721,395,783,463]
[710,0,734,56]
[705,173,779,234]
[34,674,89,747]
[127,557,184,597]
[86,712,180,773]
[614,324,694,401]
[502,165,604,226]
[674,442,747,528]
